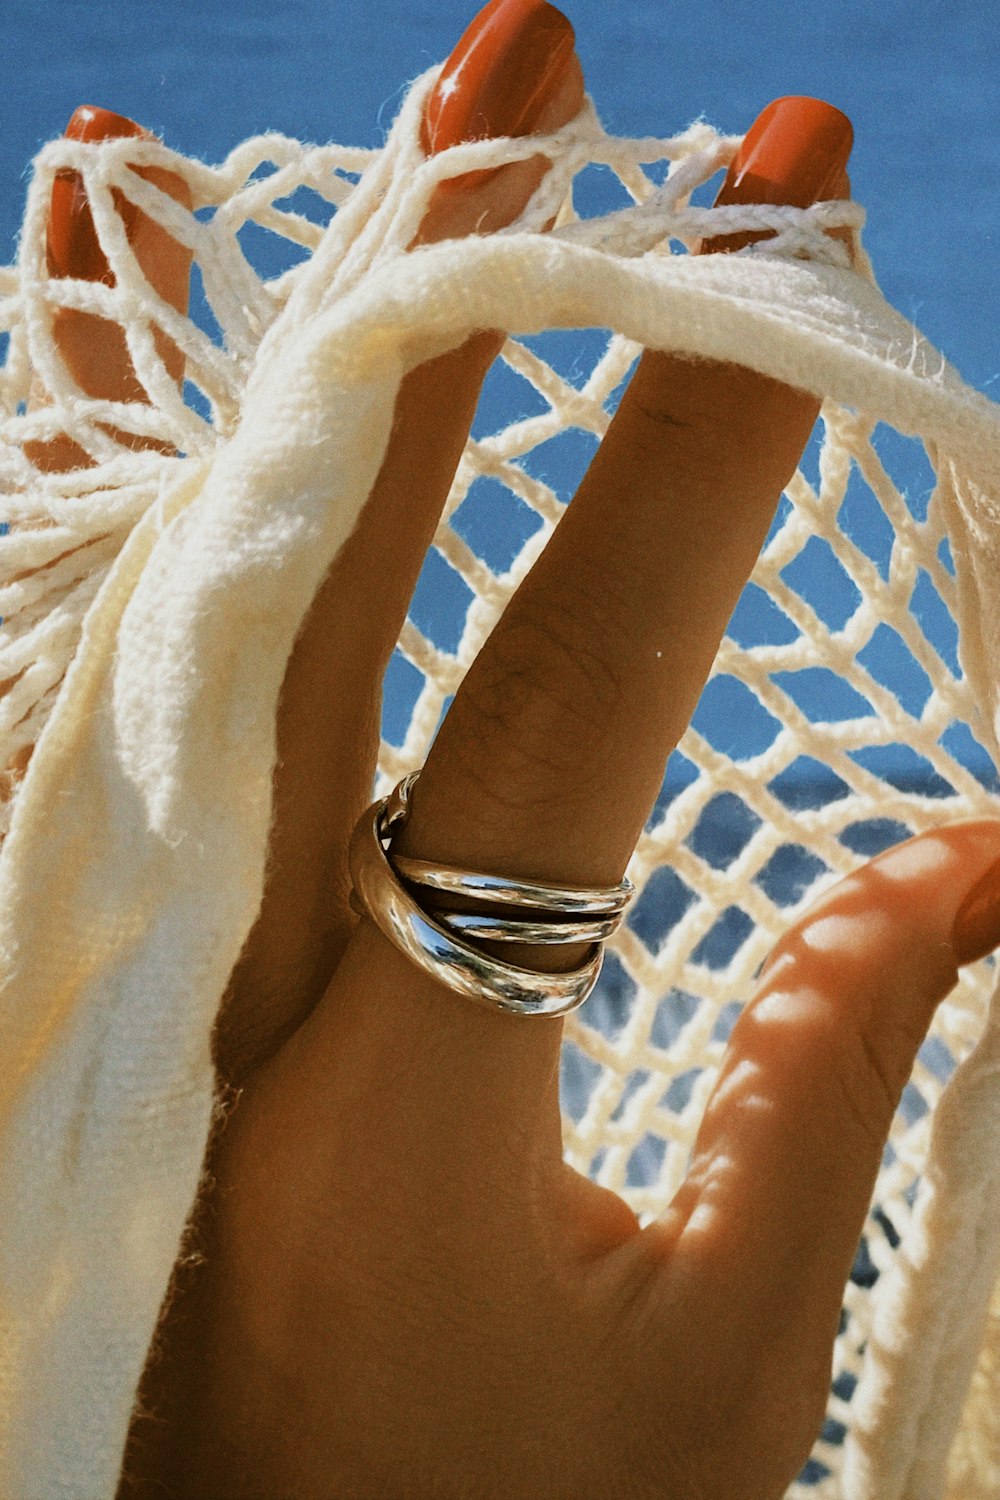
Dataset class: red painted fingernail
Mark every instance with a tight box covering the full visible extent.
[719,97,853,208]
[952,857,1000,966]
[704,96,853,254]
[64,104,147,147]
[47,105,149,282]
[421,0,576,158]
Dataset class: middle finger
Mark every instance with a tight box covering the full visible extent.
[216,0,585,1079]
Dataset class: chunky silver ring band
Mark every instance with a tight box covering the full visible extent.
[347,774,638,1020]
[436,910,623,944]
[383,773,634,916]
[349,800,603,1016]
[393,854,633,916]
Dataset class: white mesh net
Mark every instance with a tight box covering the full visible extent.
[382,288,1000,1498]
[2,75,1000,1499]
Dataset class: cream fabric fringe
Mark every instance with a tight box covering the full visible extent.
[2,69,1000,1498]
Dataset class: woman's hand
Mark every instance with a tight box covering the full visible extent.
[38,2,1000,1495]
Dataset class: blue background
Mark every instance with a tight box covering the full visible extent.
[2,0,997,393]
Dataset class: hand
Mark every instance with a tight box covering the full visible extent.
[42,4,1000,1497]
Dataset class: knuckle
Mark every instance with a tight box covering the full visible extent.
[629,391,709,470]
[454,609,625,789]
[631,393,696,439]
[836,1023,901,1152]
[753,989,907,1156]
[503,608,625,715]
[822,1005,914,1154]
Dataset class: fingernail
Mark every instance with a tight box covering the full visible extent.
[703,96,853,254]
[47,105,149,282]
[719,96,853,208]
[952,857,1000,965]
[421,0,576,159]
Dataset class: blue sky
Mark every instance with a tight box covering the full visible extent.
[2,0,997,390]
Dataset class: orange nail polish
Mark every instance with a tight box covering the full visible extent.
[703,96,853,254]
[47,105,149,283]
[952,857,1000,966]
[421,0,576,158]
[719,97,853,209]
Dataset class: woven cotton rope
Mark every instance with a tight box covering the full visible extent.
[2,66,1000,1500]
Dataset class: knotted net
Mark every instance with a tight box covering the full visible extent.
[2,68,1000,1499]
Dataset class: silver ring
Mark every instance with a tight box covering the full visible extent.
[383,772,634,917]
[436,910,622,944]
[349,797,603,1017]
[380,770,420,833]
[392,853,633,916]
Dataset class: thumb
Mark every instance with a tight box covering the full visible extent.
[651,820,1000,1417]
